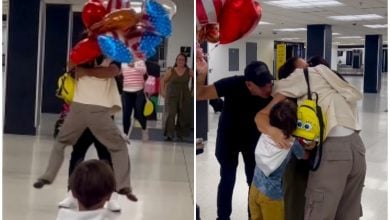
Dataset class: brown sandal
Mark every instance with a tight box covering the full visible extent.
[33,179,51,189]
[118,188,138,202]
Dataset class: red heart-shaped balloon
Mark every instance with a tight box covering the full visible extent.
[82,0,107,28]
[70,38,102,64]
[219,0,262,44]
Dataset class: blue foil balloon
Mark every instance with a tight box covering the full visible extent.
[145,0,172,37]
[140,34,163,58]
[98,35,133,63]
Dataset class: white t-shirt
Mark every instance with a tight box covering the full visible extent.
[255,134,292,176]
[73,59,122,113]
[56,208,119,220]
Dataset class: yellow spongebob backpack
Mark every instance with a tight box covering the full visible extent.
[294,98,327,142]
[56,72,76,104]
[293,68,327,171]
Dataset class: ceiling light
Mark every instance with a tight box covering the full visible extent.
[265,0,343,9]
[273,28,307,32]
[336,36,362,39]
[280,38,301,41]
[363,24,388,29]
[259,21,273,25]
[328,14,383,21]
[332,33,341,35]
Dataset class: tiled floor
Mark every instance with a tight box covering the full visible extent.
[3,115,194,220]
[196,74,388,220]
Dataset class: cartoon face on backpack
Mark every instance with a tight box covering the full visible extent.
[293,99,327,142]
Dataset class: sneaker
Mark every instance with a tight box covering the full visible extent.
[58,191,78,209]
[106,192,121,212]
[141,129,149,141]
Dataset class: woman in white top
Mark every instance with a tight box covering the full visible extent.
[255,60,366,220]
[121,60,148,140]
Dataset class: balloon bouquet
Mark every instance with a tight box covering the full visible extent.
[69,0,173,67]
[196,0,262,45]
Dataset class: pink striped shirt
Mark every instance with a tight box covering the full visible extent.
[122,60,147,92]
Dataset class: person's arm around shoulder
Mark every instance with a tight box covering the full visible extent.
[76,63,120,79]
[255,93,292,148]
[196,58,218,100]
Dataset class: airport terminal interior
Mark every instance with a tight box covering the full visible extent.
[196,0,388,220]
[2,0,389,220]
[3,0,194,219]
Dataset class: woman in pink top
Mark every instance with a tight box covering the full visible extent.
[121,60,148,140]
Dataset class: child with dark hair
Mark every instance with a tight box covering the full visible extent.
[249,100,309,220]
[56,159,119,220]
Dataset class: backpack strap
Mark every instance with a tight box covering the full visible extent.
[310,104,324,171]
[307,95,325,171]
[302,68,324,171]
[303,68,312,100]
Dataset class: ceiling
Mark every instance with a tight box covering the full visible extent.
[250,0,388,45]
[2,0,388,45]
[2,0,168,13]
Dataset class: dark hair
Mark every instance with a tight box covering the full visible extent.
[174,53,188,68]
[70,159,116,209]
[269,100,297,137]
[307,56,330,68]
[307,55,346,81]
[278,57,299,79]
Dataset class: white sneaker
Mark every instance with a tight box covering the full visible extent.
[58,191,78,209]
[106,192,121,212]
[142,129,149,141]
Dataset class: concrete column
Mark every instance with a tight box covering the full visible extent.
[307,24,332,65]
[4,0,41,134]
[364,35,383,93]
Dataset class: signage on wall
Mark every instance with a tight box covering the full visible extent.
[276,44,286,79]
[180,46,192,57]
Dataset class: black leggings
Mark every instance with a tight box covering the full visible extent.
[122,90,147,134]
[68,128,113,178]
